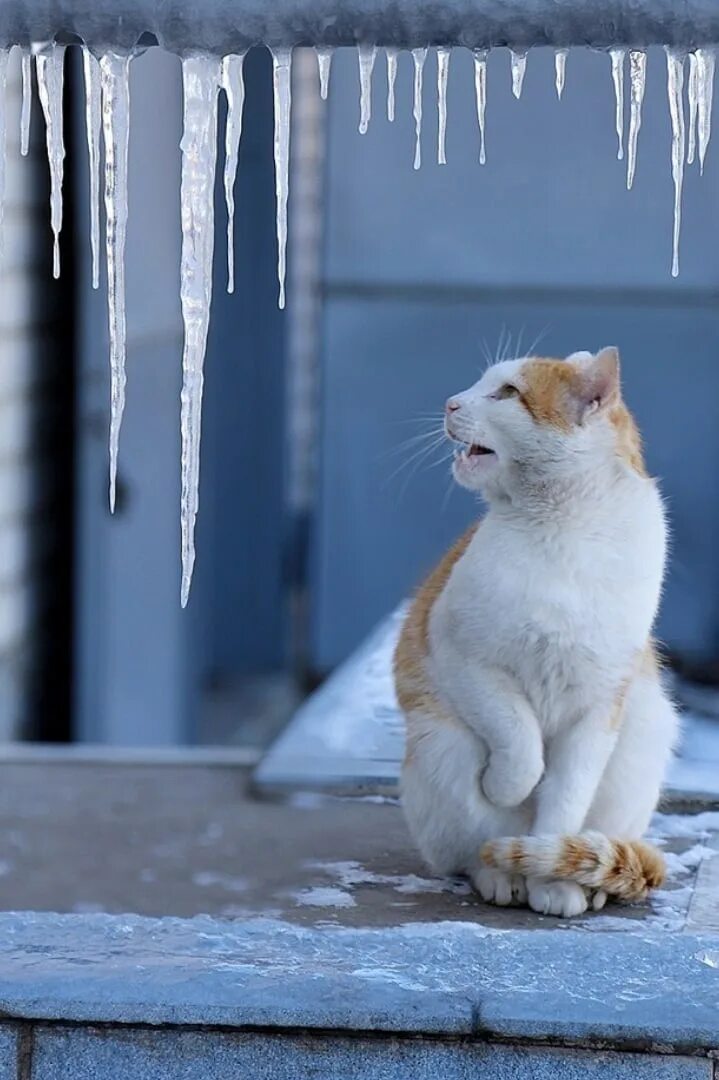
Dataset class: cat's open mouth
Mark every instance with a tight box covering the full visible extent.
[453,439,496,461]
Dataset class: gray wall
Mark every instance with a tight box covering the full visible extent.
[311,45,719,670]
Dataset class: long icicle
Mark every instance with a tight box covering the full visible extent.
[687,53,699,165]
[315,46,333,101]
[412,47,427,170]
[0,50,8,259]
[510,50,527,99]
[82,47,102,289]
[358,44,377,134]
[666,49,686,278]
[609,48,625,160]
[179,55,221,607]
[696,48,716,175]
[386,47,398,122]
[437,46,450,164]
[271,48,291,310]
[626,50,646,190]
[100,53,131,513]
[554,49,568,100]
[35,44,66,279]
[20,48,32,157]
[221,53,246,295]
[473,49,487,165]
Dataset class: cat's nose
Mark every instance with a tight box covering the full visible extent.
[446,398,461,414]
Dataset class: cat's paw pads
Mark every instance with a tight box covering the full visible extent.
[527,878,588,918]
[473,866,527,907]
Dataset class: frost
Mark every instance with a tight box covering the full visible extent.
[651,810,719,839]
[193,870,248,892]
[293,886,356,909]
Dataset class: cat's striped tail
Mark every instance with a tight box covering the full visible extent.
[481,831,665,901]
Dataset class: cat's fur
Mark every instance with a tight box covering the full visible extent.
[393,348,678,917]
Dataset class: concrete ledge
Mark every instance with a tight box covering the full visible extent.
[28,1028,715,1080]
[0,913,716,1051]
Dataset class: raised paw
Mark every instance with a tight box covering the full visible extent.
[527,878,588,918]
[480,748,543,809]
[473,866,528,907]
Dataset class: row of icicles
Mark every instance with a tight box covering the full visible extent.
[0,43,714,604]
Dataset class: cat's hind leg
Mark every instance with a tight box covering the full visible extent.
[585,670,679,839]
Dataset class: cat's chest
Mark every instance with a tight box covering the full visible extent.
[430,508,662,722]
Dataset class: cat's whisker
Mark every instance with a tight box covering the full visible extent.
[397,443,454,499]
[382,426,446,460]
[383,433,449,486]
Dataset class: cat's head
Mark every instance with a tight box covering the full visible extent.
[445,347,646,501]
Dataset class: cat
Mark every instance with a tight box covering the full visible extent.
[393,347,678,917]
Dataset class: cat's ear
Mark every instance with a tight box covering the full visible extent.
[574,346,620,420]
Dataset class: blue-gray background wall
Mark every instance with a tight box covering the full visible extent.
[310,45,719,672]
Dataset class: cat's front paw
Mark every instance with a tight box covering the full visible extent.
[472,866,527,907]
[527,878,588,918]
[481,747,543,808]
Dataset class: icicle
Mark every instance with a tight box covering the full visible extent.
[20,49,32,157]
[271,47,291,310]
[696,48,716,174]
[609,48,625,160]
[386,47,398,122]
[315,46,332,101]
[221,53,246,295]
[82,48,102,290]
[554,49,567,100]
[0,50,8,258]
[437,47,450,164]
[100,51,131,513]
[179,55,221,608]
[358,44,377,134]
[510,50,527,100]
[472,49,487,165]
[687,52,699,165]
[626,50,646,190]
[35,44,66,279]
[666,49,686,278]
[412,47,427,170]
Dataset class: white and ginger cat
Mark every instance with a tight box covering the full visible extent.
[394,347,678,918]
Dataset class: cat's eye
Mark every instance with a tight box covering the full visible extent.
[495,383,520,400]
